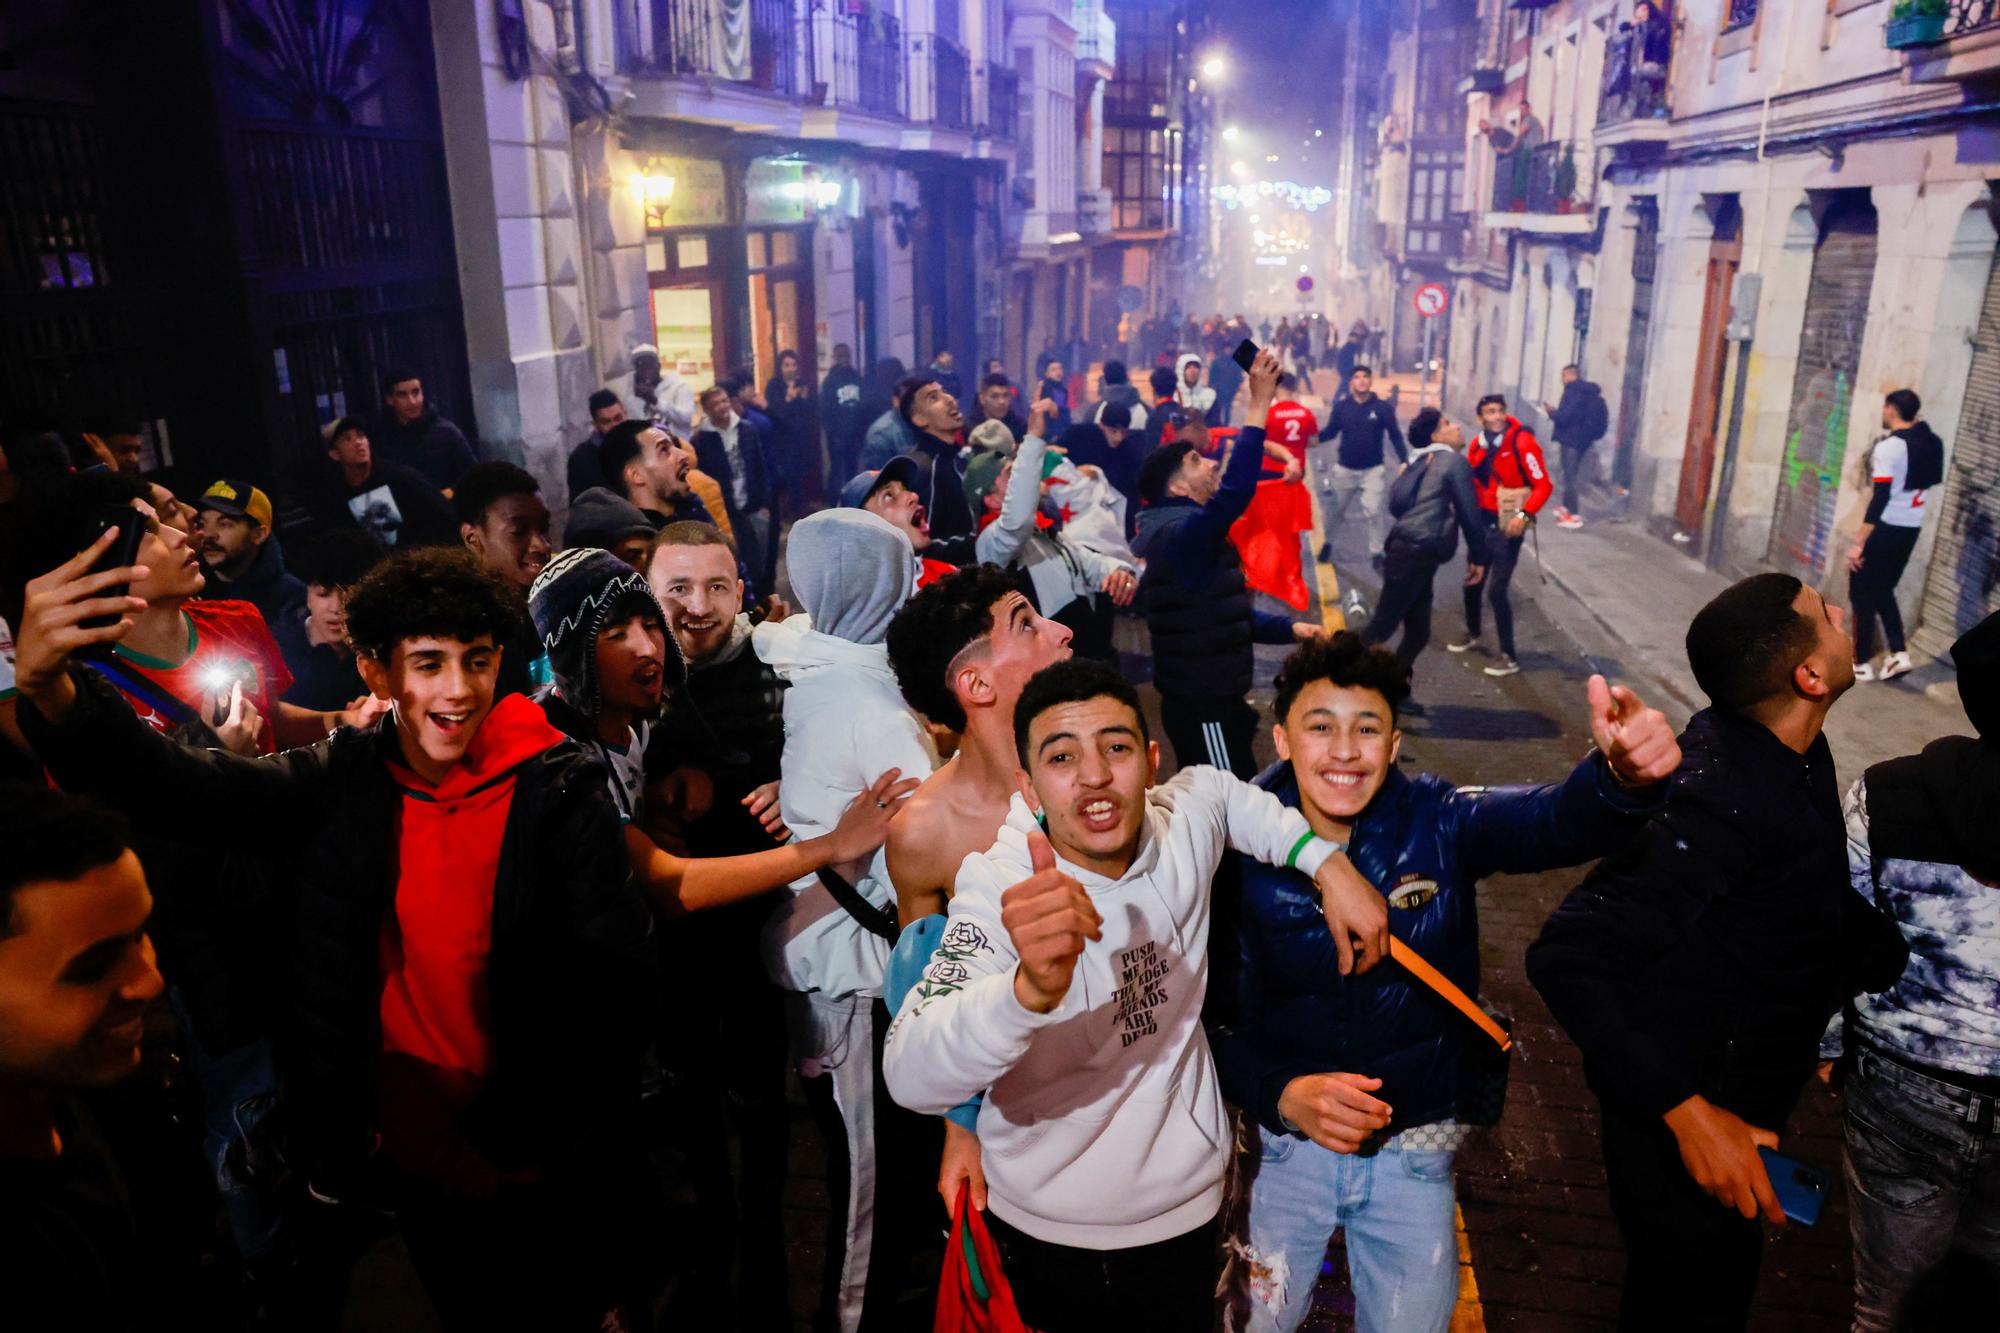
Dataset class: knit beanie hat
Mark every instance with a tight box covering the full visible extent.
[565,486,656,550]
[528,547,684,716]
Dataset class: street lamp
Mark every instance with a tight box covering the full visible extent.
[1222,125,1240,143]
[1201,55,1226,80]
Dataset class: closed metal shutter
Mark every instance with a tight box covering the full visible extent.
[1766,202,1878,582]
[1915,254,2000,656]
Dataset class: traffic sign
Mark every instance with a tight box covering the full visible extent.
[1413,283,1449,318]
[1296,275,1315,293]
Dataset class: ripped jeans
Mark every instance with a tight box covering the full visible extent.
[1234,1124,1459,1333]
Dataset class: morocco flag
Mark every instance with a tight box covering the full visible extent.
[1209,427,1312,611]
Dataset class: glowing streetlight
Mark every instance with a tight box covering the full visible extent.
[1229,160,1249,179]
[1201,55,1227,79]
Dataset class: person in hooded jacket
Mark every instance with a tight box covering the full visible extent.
[753,508,941,1333]
[1848,389,1944,682]
[1207,634,1678,1333]
[376,371,478,493]
[529,542,913,1331]
[15,543,660,1328]
[1542,365,1612,528]
[1174,353,1216,419]
[1823,607,2000,1331]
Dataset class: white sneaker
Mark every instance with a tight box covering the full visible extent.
[1880,651,1914,681]
[1852,661,1876,682]
[1484,656,1521,678]
[1446,637,1481,654]
[1345,590,1369,622]
[1556,512,1584,530]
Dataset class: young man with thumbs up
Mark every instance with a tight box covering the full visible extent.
[882,659,1391,1333]
[1206,633,1679,1333]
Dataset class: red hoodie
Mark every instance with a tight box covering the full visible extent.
[1466,416,1553,516]
[375,692,566,1178]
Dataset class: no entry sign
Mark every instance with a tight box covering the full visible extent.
[1413,283,1449,318]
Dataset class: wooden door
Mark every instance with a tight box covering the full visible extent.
[1674,230,1742,533]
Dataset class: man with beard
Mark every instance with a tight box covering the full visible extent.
[192,479,306,632]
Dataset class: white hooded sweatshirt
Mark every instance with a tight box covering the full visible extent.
[755,511,938,998]
[882,766,1337,1250]
[1173,353,1217,416]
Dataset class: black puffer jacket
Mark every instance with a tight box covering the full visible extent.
[1132,423,1297,700]
[646,616,788,857]
[22,668,658,1187]
[1528,708,1909,1130]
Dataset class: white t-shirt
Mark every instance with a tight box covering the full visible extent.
[1870,436,1929,529]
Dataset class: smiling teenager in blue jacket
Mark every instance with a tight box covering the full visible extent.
[1205,633,1681,1333]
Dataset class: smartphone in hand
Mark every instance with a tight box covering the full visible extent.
[1232,338,1260,374]
[1756,1147,1829,1227]
[82,507,147,632]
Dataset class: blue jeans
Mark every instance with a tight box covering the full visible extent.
[1845,1046,2000,1332]
[1237,1124,1459,1333]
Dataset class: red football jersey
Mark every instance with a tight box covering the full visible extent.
[103,600,294,753]
[1263,401,1320,454]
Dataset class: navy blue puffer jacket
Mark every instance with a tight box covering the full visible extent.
[1206,753,1659,1138]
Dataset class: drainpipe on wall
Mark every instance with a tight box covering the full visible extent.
[1705,79,1781,571]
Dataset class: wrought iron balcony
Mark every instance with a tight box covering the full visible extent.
[618,0,803,96]
[987,66,1019,139]
[1490,142,1587,217]
[810,7,906,119]
[933,39,973,131]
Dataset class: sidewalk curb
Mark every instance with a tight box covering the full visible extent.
[1530,534,1708,723]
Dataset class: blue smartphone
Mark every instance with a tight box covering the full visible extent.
[1757,1146,1829,1227]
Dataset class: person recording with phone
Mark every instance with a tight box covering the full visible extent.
[10,472,385,758]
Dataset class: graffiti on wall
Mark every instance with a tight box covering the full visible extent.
[1770,366,1851,577]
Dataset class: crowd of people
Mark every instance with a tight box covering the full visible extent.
[0,330,1992,1333]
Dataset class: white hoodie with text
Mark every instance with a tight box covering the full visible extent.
[882,766,1336,1249]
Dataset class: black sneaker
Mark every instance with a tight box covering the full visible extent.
[1317,542,1333,564]
[1400,698,1428,718]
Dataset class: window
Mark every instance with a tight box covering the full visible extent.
[1724,0,1758,30]
[1107,125,1168,230]
[1405,147,1463,257]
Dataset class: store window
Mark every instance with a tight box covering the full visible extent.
[646,229,727,397]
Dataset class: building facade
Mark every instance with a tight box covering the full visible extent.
[2,0,1212,532]
[1343,0,2000,657]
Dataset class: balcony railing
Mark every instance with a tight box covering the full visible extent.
[618,0,802,96]
[1491,142,1586,215]
[934,39,973,131]
[987,65,1019,139]
[1074,3,1117,69]
[810,8,906,118]
[1599,7,1671,125]
[1886,0,1996,47]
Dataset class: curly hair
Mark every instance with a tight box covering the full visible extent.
[1270,631,1412,725]
[886,564,1022,732]
[343,546,524,662]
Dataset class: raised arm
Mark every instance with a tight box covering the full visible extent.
[628,768,921,916]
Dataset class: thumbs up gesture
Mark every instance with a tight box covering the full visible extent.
[1586,674,1680,789]
[1001,828,1104,1014]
